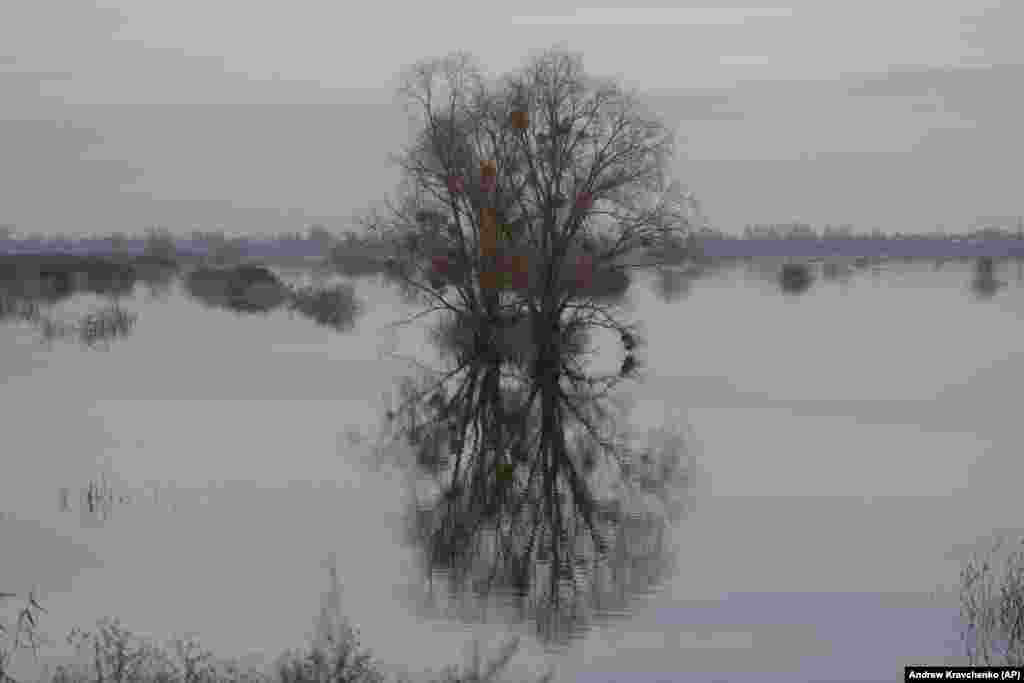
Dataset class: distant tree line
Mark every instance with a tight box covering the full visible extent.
[2,220,1021,258]
[738,221,1024,241]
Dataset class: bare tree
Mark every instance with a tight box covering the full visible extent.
[362,45,699,645]
[359,43,696,377]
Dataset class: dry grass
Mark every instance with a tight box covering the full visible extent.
[0,590,49,683]
[960,535,1024,665]
[0,563,552,683]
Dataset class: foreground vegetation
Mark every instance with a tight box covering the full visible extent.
[0,563,554,683]
[4,530,1021,682]
[960,535,1024,665]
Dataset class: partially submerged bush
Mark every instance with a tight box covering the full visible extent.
[185,265,288,313]
[779,262,813,294]
[287,283,361,332]
[0,286,137,348]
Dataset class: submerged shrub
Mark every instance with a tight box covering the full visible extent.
[779,263,813,294]
[288,283,361,332]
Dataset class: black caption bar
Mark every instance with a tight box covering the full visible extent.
[906,667,1024,681]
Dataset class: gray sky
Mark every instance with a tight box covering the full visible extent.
[1,0,1021,236]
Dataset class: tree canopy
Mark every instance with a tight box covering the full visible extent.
[358,44,697,316]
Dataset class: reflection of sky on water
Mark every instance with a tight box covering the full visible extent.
[1,264,1022,680]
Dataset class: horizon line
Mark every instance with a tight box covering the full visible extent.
[2,235,1024,259]
[694,237,1024,259]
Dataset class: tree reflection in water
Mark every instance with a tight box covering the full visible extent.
[375,304,698,649]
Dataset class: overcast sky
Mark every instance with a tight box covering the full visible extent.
[2,1,1021,236]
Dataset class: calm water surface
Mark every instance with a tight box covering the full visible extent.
[2,262,1023,682]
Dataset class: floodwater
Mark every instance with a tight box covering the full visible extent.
[2,259,1023,682]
